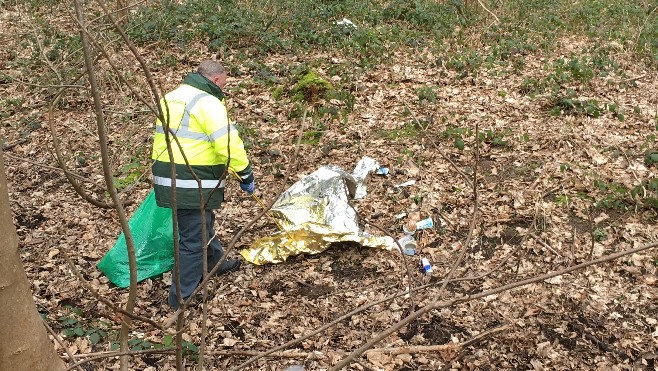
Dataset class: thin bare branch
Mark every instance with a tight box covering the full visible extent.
[68,11,157,113]
[365,220,417,309]
[231,245,520,370]
[330,237,658,369]
[72,2,139,369]
[2,152,106,190]
[529,232,562,257]
[91,0,164,121]
[367,324,510,355]
[64,348,175,371]
[42,317,82,371]
[476,0,500,24]
[46,59,124,209]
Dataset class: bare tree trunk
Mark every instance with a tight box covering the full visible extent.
[0,151,66,371]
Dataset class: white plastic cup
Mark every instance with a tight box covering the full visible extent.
[398,235,417,255]
[416,217,434,230]
[421,257,432,274]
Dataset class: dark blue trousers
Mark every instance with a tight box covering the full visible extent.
[168,209,224,308]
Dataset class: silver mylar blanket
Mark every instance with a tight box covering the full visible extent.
[240,157,394,265]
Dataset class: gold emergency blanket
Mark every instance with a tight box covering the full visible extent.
[241,161,394,265]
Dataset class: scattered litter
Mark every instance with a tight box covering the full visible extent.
[352,156,379,199]
[335,17,357,29]
[402,219,417,235]
[402,212,421,235]
[398,235,417,256]
[416,217,434,231]
[394,212,407,220]
[421,257,433,274]
[395,179,416,188]
[375,167,389,175]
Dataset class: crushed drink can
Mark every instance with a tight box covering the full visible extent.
[421,257,432,274]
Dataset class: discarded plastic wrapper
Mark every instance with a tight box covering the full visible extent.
[241,159,394,265]
[416,217,434,230]
[375,167,389,175]
[352,156,379,200]
[395,179,416,188]
[335,17,357,29]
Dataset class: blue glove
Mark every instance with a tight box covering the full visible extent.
[240,181,255,195]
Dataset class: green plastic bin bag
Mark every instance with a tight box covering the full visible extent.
[97,189,174,288]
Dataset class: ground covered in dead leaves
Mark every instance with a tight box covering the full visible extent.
[2,3,658,370]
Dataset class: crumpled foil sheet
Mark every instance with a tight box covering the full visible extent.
[241,159,394,265]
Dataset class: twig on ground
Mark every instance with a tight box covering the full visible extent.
[367,323,511,356]
[567,321,631,361]
[42,317,82,371]
[476,0,500,24]
[622,70,647,84]
[529,232,562,257]
[209,350,311,358]
[437,324,511,371]
[2,152,107,190]
[2,138,29,151]
[64,348,175,371]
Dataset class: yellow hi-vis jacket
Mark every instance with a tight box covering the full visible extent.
[151,73,253,209]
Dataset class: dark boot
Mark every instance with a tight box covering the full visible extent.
[215,258,241,275]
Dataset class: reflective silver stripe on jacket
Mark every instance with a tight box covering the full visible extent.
[208,124,238,142]
[153,176,226,189]
[156,92,236,142]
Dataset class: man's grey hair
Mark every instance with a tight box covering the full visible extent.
[197,60,225,79]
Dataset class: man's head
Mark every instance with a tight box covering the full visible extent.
[198,60,227,89]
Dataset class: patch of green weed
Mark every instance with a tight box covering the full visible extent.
[415,86,439,104]
[378,122,422,140]
[291,71,332,102]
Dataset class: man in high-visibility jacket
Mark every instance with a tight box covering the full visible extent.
[151,60,254,309]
